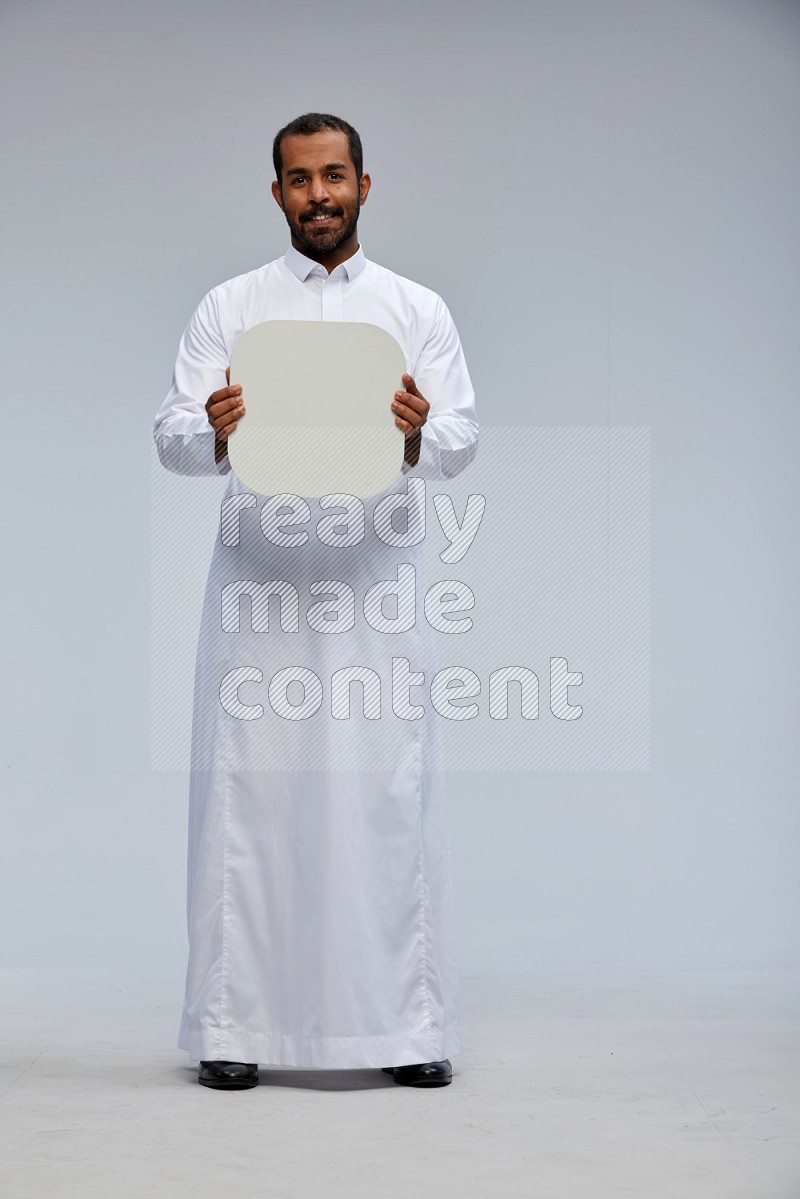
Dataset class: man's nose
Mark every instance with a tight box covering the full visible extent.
[309,177,331,203]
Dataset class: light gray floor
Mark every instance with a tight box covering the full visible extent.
[1,968,798,1197]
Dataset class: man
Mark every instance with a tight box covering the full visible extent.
[153,113,478,1090]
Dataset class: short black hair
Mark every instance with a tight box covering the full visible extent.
[273,112,363,185]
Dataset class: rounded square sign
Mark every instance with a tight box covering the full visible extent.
[227,320,408,498]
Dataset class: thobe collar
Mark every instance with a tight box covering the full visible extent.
[284,240,367,282]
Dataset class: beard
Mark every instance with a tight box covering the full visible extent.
[288,198,360,257]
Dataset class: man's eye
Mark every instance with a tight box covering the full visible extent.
[329,173,341,179]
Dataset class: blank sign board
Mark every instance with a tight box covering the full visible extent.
[227,320,408,498]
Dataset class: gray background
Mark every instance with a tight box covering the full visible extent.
[1,0,798,978]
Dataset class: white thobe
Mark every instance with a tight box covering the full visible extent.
[153,241,478,1067]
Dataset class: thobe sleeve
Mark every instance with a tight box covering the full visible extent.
[401,294,479,481]
[152,289,233,477]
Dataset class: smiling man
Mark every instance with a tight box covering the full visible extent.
[272,128,365,262]
[152,112,478,1092]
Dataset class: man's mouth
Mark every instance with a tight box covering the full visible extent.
[306,212,339,225]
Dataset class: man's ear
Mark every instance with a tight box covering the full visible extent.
[271,179,284,211]
[359,172,371,205]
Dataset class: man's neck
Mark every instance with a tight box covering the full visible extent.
[291,233,360,275]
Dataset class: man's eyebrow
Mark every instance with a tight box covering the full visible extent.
[285,163,348,176]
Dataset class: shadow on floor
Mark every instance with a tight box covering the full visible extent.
[182,1066,396,1091]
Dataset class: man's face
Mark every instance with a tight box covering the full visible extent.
[271,129,370,257]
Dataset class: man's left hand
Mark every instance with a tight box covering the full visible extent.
[392,374,429,438]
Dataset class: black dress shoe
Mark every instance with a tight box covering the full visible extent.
[198,1060,259,1089]
[381,1059,452,1087]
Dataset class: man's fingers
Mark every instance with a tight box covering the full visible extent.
[392,400,418,424]
[216,417,240,439]
[392,374,430,436]
[391,398,426,434]
[214,398,244,437]
[393,391,426,417]
[209,383,241,404]
[392,389,429,442]
[207,390,245,433]
[208,406,245,432]
[207,388,243,412]
[213,366,235,429]
[210,392,244,412]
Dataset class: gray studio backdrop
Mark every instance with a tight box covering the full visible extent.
[1,0,798,976]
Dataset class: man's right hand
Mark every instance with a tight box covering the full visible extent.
[206,366,246,443]
[206,364,244,462]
